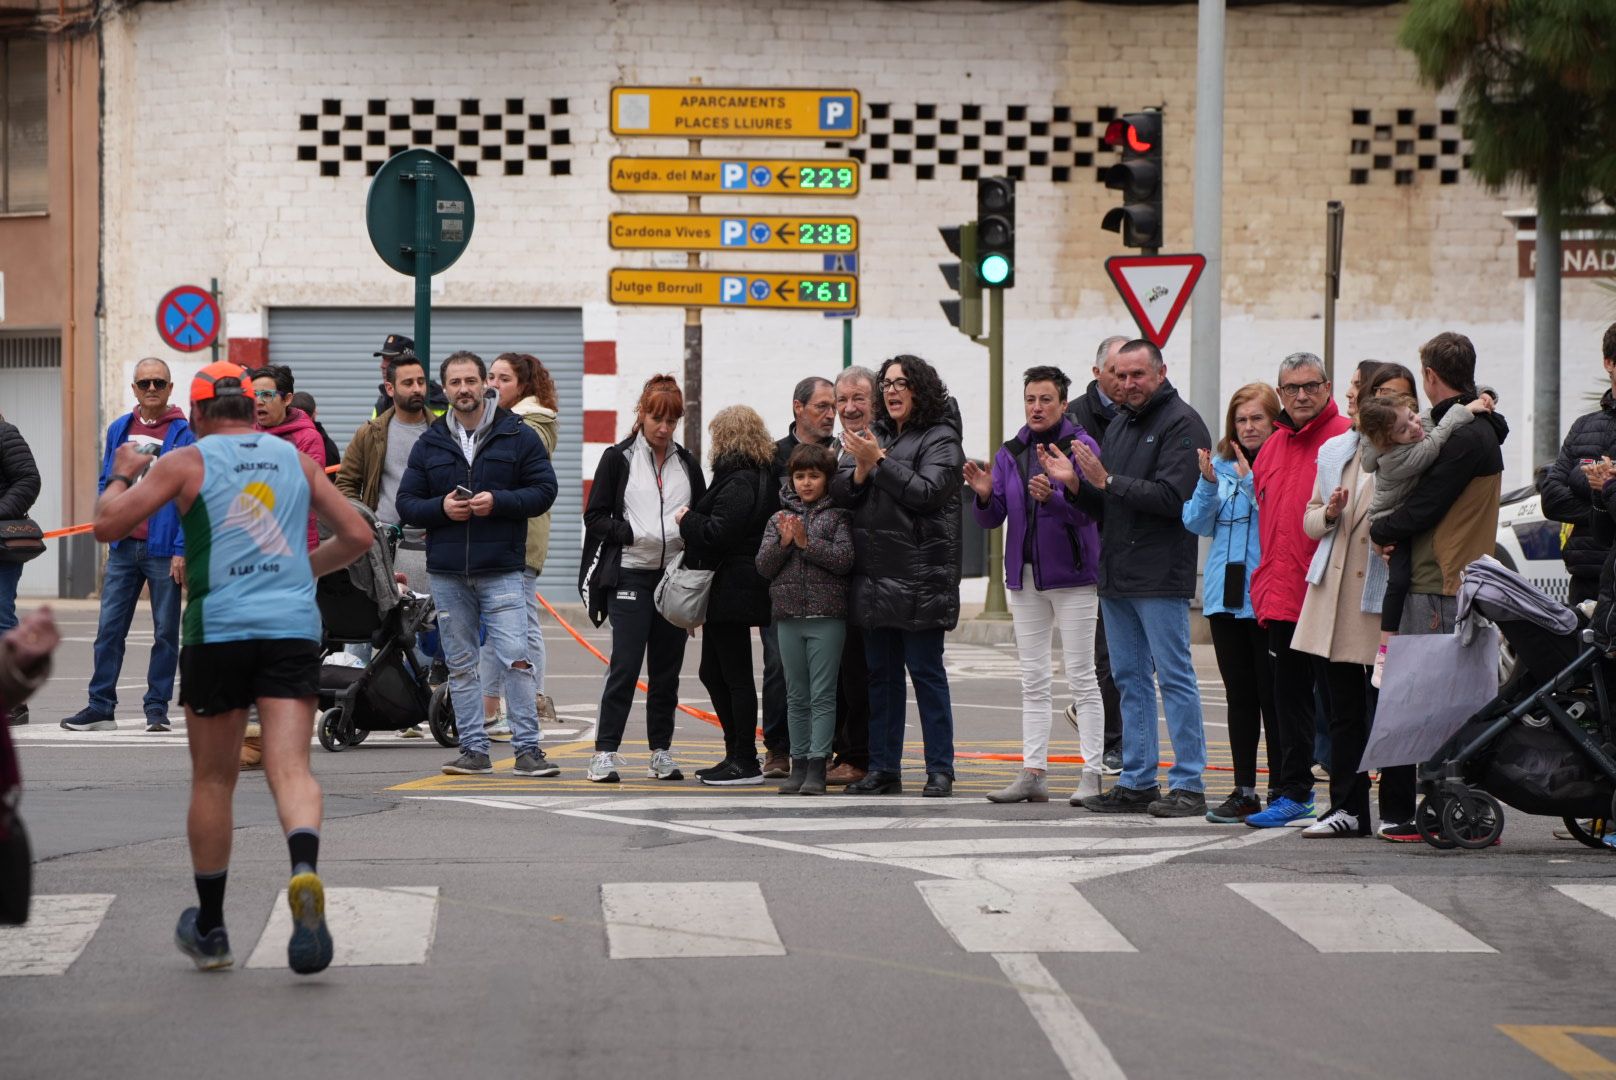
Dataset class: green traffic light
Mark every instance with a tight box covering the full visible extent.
[979,253,1012,286]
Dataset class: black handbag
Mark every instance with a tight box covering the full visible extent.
[0,518,45,565]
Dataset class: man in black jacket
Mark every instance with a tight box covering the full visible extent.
[757,376,839,776]
[1538,322,1616,605]
[1064,334,1131,774]
[1048,339,1211,818]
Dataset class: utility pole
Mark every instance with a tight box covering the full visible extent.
[1188,0,1225,427]
[1533,190,1561,468]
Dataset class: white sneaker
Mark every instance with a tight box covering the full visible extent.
[397,725,424,739]
[486,711,512,742]
[1062,703,1080,734]
[646,749,684,781]
[586,751,624,783]
[1302,807,1365,838]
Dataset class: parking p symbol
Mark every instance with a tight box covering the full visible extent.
[720,277,747,304]
[721,220,748,247]
[721,162,747,189]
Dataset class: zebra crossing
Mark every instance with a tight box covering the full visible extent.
[9,876,1616,976]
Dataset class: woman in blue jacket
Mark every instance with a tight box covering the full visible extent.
[965,366,1104,805]
[1182,382,1281,823]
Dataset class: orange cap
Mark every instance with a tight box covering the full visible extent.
[190,361,252,403]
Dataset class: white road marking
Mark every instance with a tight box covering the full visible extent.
[824,835,1217,858]
[1551,883,1616,919]
[601,881,785,959]
[668,815,1172,833]
[245,886,439,968]
[1227,883,1495,953]
[0,894,115,976]
[994,953,1128,1080]
[919,881,1134,953]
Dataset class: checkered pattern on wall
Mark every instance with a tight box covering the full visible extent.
[1348,107,1472,186]
[296,97,574,178]
[824,102,1124,184]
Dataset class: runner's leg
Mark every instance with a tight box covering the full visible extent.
[258,695,322,834]
[185,706,248,872]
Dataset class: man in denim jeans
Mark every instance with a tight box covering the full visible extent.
[396,351,557,777]
[62,359,194,734]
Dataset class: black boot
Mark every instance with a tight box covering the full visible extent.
[7,704,27,726]
[778,757,809,795]
[800,757,827,796]
[844,770,903,795]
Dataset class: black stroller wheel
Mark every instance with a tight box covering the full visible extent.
[1415,794,1457,850]
[1441,791,1504,850]
[347,727,370,747]
[1563,816,1616,851]
[427,684,457,748]
[318,707,346,753]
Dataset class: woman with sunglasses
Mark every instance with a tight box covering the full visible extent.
[834,355,965,797]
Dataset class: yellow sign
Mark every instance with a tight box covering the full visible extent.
[608,268,858,311]
[611,87,862,139]
[609,157,859,196]
[609,214,858,252]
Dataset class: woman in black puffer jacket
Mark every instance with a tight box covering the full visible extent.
[832,355,964,797]
[677,405,778,786]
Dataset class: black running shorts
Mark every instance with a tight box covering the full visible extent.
[179,639,322,716]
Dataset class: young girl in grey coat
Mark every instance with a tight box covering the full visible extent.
[755,442,855,795]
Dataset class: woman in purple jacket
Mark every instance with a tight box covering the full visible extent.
[965,366,1105,805]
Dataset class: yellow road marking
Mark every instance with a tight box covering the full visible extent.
[1499,1026,1616,1079]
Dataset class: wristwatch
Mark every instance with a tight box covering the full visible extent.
[1104,474,1115,490]
[107,473,137,489]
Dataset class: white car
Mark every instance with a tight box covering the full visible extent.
[1494,485,1573,603]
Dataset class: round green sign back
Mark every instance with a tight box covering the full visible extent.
[365,149,476,276]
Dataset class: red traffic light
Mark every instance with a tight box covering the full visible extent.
[1104,119,1153,153]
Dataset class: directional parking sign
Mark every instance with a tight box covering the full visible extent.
[611,87,861,139]
[608,213,858,252]
[609,157,859,196]
[155,285,220,353]
[609,268,858,311]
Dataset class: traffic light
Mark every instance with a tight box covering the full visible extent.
[976,176,1015,289]
[939,222,982,336]
[1101,110,1163,251]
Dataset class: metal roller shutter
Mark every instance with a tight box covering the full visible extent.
[264,307,584,592]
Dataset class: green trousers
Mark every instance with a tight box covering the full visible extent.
[776,617,847,759]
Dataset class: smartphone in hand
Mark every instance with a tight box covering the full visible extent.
[453,485,474,500]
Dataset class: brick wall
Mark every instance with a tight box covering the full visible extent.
[98,0,1614,491]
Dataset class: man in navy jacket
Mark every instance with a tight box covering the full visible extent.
[397,351,557,778]
[62,358,195,733]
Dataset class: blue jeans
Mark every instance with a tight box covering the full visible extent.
[1099,596,1206,794]
[88,541,180,718]
[478,570,546,701]
[430,570,539,755]
[0,560,21,635]
[864,627,954,777]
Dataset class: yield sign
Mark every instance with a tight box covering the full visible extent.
[1104,253,1206,348]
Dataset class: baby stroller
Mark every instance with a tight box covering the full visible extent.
[315,501,455,750]
[1415,558,1616,850]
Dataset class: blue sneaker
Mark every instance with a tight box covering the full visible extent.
[1244,794,1317,829]
[174,907,234,971]
[286,870,334,976]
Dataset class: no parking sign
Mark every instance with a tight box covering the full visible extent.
[155,285,220,353]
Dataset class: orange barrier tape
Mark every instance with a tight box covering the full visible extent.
[39,462,345,541]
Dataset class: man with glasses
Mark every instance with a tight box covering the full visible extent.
[61,358,195,734]
[1244,353,1350,828]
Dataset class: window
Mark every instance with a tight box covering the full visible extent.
[1,37,48,214]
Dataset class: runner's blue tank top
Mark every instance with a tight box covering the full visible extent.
[180,432,321,646]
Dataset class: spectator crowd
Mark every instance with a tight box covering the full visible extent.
[10,322,1616,843]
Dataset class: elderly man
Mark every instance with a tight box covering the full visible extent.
[826,366,879,784]
[757,375,840,777]
[1049,340,1211,817]
[61,358,195,734]
[1370,332,1508,842]
[1243,353,1351,829]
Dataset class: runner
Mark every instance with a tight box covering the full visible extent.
[91,361,371,974]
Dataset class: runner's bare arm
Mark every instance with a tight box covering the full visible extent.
[302,452,373,578]
[93,445,202,542]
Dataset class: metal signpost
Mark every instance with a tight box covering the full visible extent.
[610,85,862,459]
[366,149,476,368]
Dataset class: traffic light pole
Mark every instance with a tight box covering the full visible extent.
[981,285,1008,620]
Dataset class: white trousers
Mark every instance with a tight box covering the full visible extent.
[1006,571,1103,773]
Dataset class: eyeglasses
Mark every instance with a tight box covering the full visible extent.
[1277,380,1326,399]
[253,389,284,402]
[878,378,912,393]
[134,379,169,391]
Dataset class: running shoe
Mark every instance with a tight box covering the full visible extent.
[647,749,684,781]
[1377,820,1423,843]
[442,750,493,775]
[286,871,334,976]
[1082,783,1159,814]
[174,908,233,971]
[1302,807,1369,838]
[1148,789,1206,818]
[60,709,115,732]
[1062,703,1081,734]
[586,751,623,783]
[1245,794,1316,828]
[1100,748,1123,776]
[513,749,560,777]
[1206,791,1262,824]
[700,758,765,787]
[145,709,171,733]
[397,725,424,739]
[694,758,733,780]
